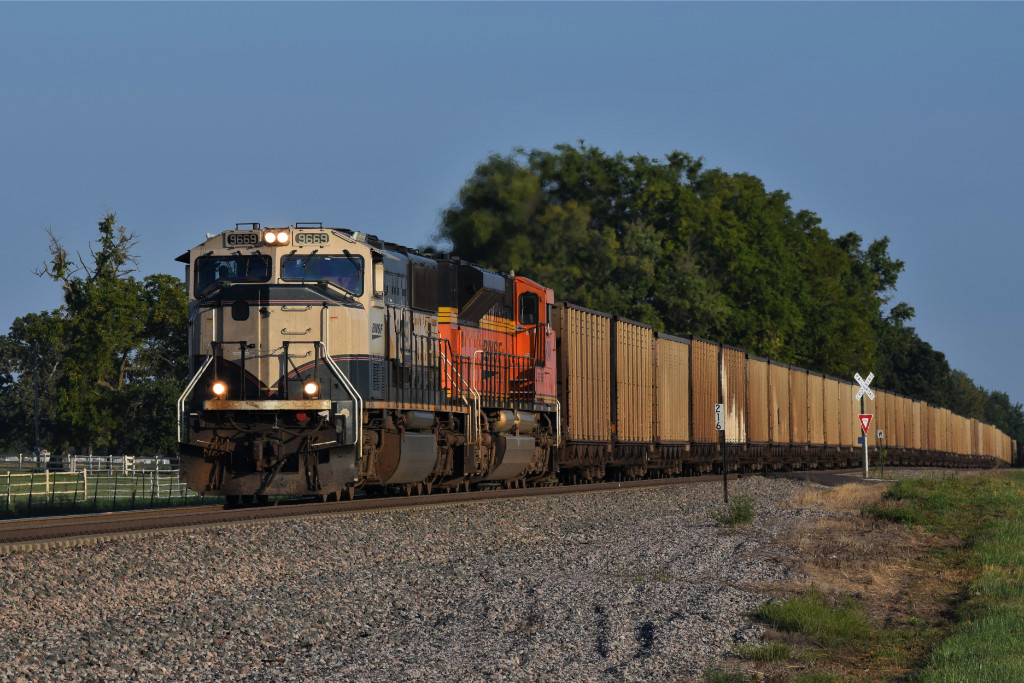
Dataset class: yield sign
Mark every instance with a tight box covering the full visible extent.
[859,414,873,433]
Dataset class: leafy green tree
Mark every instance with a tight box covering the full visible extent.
[0,213,187,455]
[437,143,906,378]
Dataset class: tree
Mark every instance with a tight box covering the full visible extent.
[436,143,908,377]
[0,213,187,455]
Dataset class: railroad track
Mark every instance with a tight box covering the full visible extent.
[0,469,881,554]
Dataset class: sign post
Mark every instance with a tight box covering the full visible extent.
[717,345,727,504]
[854,372,875,478]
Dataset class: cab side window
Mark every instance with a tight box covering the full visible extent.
[519,292,539,325]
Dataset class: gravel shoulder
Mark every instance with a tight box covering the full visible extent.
[2,476,858,682]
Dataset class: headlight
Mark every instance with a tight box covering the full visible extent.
[263,231,277,244]
[275,230,290,245]
[212,381,227,397]
[303,381,319,396]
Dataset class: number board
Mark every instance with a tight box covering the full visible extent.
[294,231,330,246]
[223,232,259,248]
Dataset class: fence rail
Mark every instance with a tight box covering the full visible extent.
[0,455,211,518]
[0,453,177,474]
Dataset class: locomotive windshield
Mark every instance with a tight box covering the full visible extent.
[281,254,364,295]
[194,255,271,296]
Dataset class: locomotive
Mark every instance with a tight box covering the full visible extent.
[176,223,558,502]
[176,223,1015,502]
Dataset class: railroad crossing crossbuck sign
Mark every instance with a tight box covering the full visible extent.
[854,372,875,401]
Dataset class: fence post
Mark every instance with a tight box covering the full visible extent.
[28,472,34,510]
[83,470,88,502]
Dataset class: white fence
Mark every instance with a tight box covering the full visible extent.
[0,453,176,474]
[0,455,211,516]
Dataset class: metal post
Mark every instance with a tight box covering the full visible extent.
[33,343,40,458]
[862,394,869,478]
[719,346,728,504]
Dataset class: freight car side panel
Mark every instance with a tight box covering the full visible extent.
[655,335,690,443]
[691,340,719,443]
[553,304,612,443]
[823,378,840,447]
[615,319,654,443]
[721,347,746,444]
[839,382,855,447]
[789,368,808,445]
[768,362,790,444]
[912,401,923,450]
[807,373,825,446]
[878,391,890,450]
[746,357,769,444]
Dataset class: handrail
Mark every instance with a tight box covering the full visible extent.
[438,341,477,447]
[177,352,214,443]
[318,342,363,449]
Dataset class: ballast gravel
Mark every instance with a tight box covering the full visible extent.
[1,476,836,682]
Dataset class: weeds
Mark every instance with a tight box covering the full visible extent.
[752,587,871,648]
[712,494,756,527]
[732,641,791,662]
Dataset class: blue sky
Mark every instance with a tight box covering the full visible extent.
[2,2,1022,404]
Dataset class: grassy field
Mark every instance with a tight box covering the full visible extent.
[705,470,1024,682]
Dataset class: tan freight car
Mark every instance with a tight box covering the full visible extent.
[917,401,925,454]
[746,356,770,444]
[839,381,855,449]
[691,339,720,444]
[823,377,840,447]
[654,333,690,445]
[768,362,791,445]
[790,367,808,445]
[807,372,825,447]
[614,318,654,446]
[552,302,613,447]
[721,346,747,445]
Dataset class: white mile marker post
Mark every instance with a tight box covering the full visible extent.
[854,372,875,479]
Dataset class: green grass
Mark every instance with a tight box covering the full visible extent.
[732,641,791,662]
[711,493,756,527]
[870,471,1024,682]
[752,588,871,649]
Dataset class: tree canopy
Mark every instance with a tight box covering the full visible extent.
[437,143,1024,443]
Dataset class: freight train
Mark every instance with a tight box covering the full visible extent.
[176,223,1015,502]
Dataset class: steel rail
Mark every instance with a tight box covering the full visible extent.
[1,467,976,554]
[0,474,749,553]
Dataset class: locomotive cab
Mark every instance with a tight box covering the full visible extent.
[177,223,370,500]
